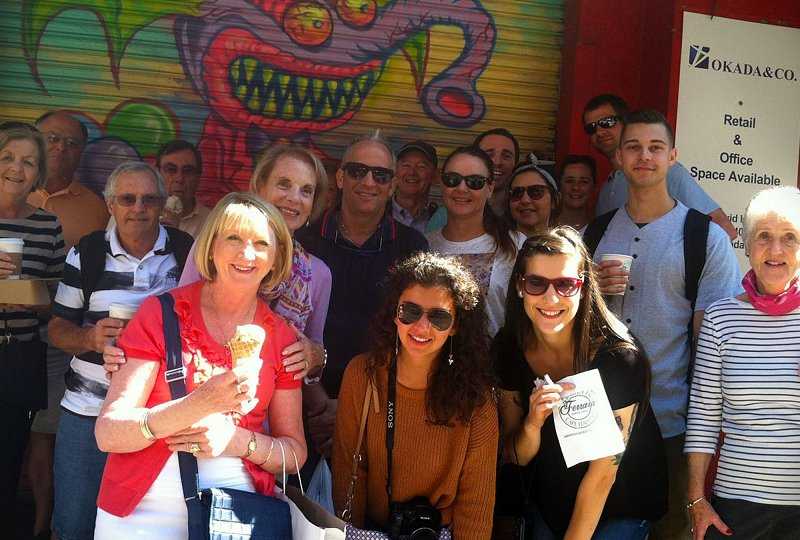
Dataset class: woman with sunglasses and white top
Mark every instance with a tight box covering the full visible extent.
[494,227,666,539]
[505,156,560,238]
[331,252,498,539]
[426,146,525,337]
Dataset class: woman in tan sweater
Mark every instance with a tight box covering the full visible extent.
[331,252,498,539]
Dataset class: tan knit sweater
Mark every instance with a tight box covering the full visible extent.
[332,355,498,540]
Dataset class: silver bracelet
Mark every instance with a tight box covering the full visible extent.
[139,409,156,441]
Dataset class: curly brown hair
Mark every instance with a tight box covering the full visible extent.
[365,252,495,425]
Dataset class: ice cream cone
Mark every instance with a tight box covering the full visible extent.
[227,324,266,366]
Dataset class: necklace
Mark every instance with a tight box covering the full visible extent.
[338,212,381,246]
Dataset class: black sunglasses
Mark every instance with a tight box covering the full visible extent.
[583,115,620,135]
[114,193,164,208]
[519,274,583,297]
[342,162,394,184]
[509,185,548,202]
[441,171,491,190]
[397,302,454,332]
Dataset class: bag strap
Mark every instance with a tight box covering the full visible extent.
[683,208,710,380]
[157,293,206,540]
[582,209,618,257]
[78,230,109,312]
[341,377,377,522]
[160,226,194,275]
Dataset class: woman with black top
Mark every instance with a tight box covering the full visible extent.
[494,226,666,539]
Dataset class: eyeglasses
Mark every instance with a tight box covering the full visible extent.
[396,301,454,332]
[519,274,584,297]
[509,185,548,202]
[45,132,82,149]
[342,162,394,184]
[583,115,620,135]
[441,171,491,190]
[162,164,199,177]
[114,194,164,208]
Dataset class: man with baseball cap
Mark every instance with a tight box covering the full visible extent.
[391,140,440,233]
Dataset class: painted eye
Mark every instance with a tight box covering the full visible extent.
[335,0,377,26]
[283,1,333,47]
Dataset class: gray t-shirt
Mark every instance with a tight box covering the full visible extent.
[595,162,719,217]
[592,201,741,437]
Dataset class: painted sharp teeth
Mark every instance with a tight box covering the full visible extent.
[229,56,379,121]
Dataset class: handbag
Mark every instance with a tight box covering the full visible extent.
[0,320,47,410]
[157,293,292,540]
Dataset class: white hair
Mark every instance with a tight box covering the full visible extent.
[743,186,800,248]
[341,129,396,170]
[103,161,167,202]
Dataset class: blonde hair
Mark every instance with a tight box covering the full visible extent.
[744,186,800,250]
[193,192,293,291]
[0,124,48,191]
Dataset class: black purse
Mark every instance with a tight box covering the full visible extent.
[157,293,292,540]
[0,320,47,410]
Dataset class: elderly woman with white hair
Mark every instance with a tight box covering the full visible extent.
[685,185,800,540]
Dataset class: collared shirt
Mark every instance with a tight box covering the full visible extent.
[591,201,741,437]
[595,162,719,217]
[176,202,212,238]
[296,209,429,396]
[53,224,181,416]
[28,179,109,249]
[391,197,437,234]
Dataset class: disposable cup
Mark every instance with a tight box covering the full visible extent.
[600,254,633,296]
[0,238,24,280]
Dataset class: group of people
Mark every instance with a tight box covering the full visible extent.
[0,90,797,540]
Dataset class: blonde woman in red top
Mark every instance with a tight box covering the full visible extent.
[93,192,305,538]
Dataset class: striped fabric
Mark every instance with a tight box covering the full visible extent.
[0,209,65,341]
[685,297,800,506]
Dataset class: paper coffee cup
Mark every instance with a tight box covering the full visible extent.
[600,254,633,296]
[0,238,24,280]
[109,302,139,321]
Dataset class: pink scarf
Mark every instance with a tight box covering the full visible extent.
[741,269,800,315]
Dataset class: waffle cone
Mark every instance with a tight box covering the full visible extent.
[227,324,266,366]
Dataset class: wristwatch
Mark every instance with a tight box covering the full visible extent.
[304,347,327,385]
[242,431,257,459]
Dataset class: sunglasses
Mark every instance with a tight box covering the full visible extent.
[441,171,491,190]
[342,162,394,184]
[583,115,620,135]
[114,193,164,208]
[509,185,548,202]
[162,164,199,177]
[397,302,454,332]
[519,274,584,297]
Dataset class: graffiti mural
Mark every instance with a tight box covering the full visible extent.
[2,0,564,202]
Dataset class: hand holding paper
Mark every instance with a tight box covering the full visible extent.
[526,374,574,430]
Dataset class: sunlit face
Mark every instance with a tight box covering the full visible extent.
[560,163,593,211]
[38,112,85,183]
[211,212,277,289]
[159,149,200,206]
[584,104,622,158]
[257,156,317,233]
[509,171,552,235]
[518,253,583,336]
[395,284,456,360]
[478,134,516,189]
[108,170,163,241]
[748,214,800,295]
[396,150,435,200]
[442,153,493,220]
[337,141,394,218]
[0,139,40,200]
[617,123,676,190]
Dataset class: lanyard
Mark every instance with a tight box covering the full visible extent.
[386,356,397,503]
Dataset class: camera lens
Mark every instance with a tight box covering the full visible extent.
[409,528,438,540]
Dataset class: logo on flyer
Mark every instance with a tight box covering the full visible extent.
[687,44,798,83]
[559,391,598,429]
[689,45,710,69]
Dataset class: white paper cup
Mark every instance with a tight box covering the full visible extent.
[0,238,24,280]
[600,254,633,296]
[108,302,139,322]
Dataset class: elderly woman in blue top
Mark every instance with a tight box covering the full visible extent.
[685,185,800,540]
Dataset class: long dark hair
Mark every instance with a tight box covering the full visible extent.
[441,145,517,259]
[366,252,494,425]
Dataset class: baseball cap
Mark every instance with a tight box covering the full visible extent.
[398,140,438,168]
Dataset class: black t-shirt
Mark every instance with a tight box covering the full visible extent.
[296,210,429,397]
[492,327,667,536]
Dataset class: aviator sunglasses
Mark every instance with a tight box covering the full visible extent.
[397,302,454,331]
[441,171,491,190]
[583,115,620,135]
[342,162,394,185]
[509,185,548,202]
[519,274,584,297]
[114,193,164,208]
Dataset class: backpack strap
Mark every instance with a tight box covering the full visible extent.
[77,230,111,312]
[582,209,618,257]
[160,226,194,275]
[683,208,711,380]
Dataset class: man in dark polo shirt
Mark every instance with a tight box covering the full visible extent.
[296,131,428,455]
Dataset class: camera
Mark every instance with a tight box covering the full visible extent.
[386,497,442,540]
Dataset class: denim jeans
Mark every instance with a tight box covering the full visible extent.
[529,503,650,540]
[53,409,108,540]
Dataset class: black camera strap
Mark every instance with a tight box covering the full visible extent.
[386,355,397,503]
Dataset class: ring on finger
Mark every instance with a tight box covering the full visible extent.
[189,442,201,455]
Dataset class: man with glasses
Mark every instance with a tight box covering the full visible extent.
[296,131,428,458]
[583,94,736,239]
[48,162,191,540]
[391,140,439,233]
[155,139,210,237]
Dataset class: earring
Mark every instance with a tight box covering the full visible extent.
[394,334,399,358]
[448,337,454,366]
[517,290,523,298]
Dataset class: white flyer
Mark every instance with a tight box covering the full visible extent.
[552,369,625,468]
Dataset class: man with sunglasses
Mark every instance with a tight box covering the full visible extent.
[584,94,736,240]
[296,131,428,457]
[155,139,211,238]
[48,162,191,540]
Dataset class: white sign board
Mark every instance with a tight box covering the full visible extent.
[676,12,800,269]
